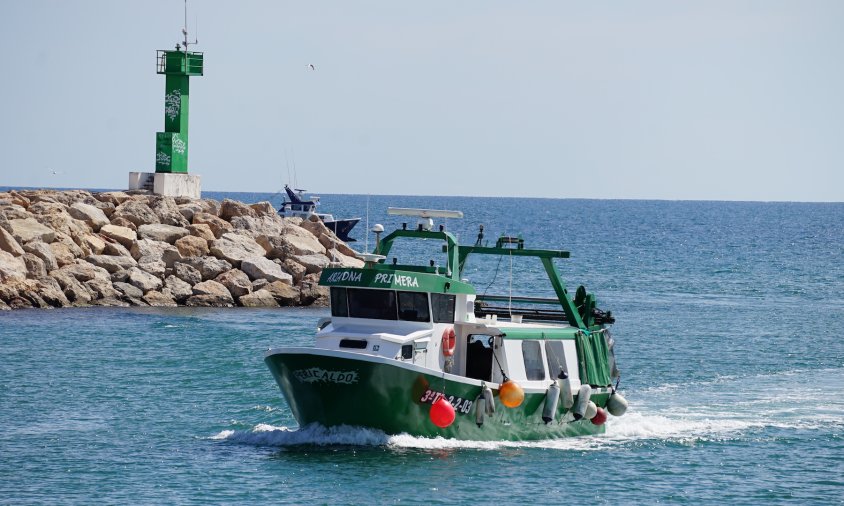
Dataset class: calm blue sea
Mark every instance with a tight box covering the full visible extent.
[1,193,843,504]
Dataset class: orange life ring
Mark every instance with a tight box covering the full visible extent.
[441,327,456,357]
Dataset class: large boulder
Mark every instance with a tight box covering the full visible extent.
[68,202,110,231]
[177,256,232,281]
[85,278,121,300]
[143,290,178,307]
[0,250,27,283]
[187,280,235,307]
[186,223,216,242]
[325,250,365,269]
[282,258,306,285]
[173,262,203,285]
[177,202,203,222]
[58,261,111,284]
[86,254,137,273]
[241,256,293,284]
[250,201,276,216]
[300,215,333,239]
[209,233,266,267]
[229,215,285,238]
[192,212,232,239]
[23,241,58,272]
[8,218,56,244]
[95,191,131,206]
[238,289,279,308]
[130,238,170,261]
[264,280,300,306]
[175,235,209,257]
[6,191,31,208]
[137,256,166,278]
[113,281,144,299]
[49,269,93,305]
[185,294,235,307]
[110,216,137,231]
[21,253,47,279]
[100,224,137,249]
[214,269,252,298]
[48,242,75,268]
[292,253,330,274]
[164,275,193,302]
[148,196,190,227]
[27,201,67,216]
[219,199,257,221]
[318,234,358,258]
[81,233,106,255]
[127,267,163,293]
[137,224,190,244]
[112,200,160,227]
[257,227,325,259]
[0,204,31,221]
[192,279,232,298]
[300,273,330,306]
[101,237,133,257]
[0,227,24,256]
[33,277,70,307]
[32,211,91,247]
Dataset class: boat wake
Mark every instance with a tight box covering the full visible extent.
[213,367,844,451]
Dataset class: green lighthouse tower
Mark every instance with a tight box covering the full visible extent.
[129,4,203,199]
[155,45,203,173]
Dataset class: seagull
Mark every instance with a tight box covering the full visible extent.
[307,64,315,71]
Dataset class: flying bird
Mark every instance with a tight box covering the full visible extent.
[307,64,315,71]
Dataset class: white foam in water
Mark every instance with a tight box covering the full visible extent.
[213,367,844,451]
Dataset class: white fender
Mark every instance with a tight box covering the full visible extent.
[542,381,561,424]
[607,392,629,416]
[585,401,598,420]
[482,384,495,415]
[559,371,574,409]
[572,385,592,421]
[475,396,486,427]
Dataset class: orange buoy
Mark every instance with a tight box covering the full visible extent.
[591,407,608,426]
[499,379,524,408]
[429,397,455,428]
[441,327,456,357]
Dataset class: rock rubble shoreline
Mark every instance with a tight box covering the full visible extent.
[0,189,363,310]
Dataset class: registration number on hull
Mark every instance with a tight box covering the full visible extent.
[419,389,474,414]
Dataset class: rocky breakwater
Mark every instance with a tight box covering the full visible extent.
[0,189,363,310]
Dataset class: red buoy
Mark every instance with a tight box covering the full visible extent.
[429,397,456,428]
[590,407,608,426]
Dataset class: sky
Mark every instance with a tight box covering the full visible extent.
[0,1,842,201]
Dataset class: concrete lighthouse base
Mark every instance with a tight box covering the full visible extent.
[129,172,201,199]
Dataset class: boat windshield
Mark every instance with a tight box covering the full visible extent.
[330,287,431,323]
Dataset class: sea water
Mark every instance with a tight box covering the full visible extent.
[1,196,843,504]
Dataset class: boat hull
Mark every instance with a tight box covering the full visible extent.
[323,218,359,242]
[265,348,608,440]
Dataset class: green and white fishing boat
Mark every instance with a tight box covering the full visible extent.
[265,208,628,440]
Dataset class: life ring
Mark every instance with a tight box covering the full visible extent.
[441,327,456,357]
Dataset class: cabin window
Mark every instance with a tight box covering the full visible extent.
[522,341,546,381]
[432,293,456,323]
[545,340,568,378]
[347,288,398,320]
[339,338,367,349]
[397,291,430,322]
[465,335,494,382]
[330,287,349,317]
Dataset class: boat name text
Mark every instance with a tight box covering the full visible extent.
[292,367,360,385]
[326,271,363,284]
[374,273,419,288]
